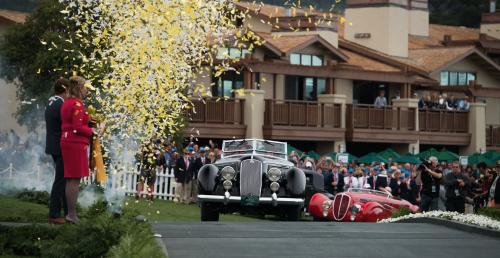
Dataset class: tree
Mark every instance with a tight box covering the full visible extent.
[429,0,489,28]
[0,0,92,129]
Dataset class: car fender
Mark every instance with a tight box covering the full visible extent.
[285,167,306,195]
[361,201,392,222]
[197,164,218,193]
[308,192,333,220]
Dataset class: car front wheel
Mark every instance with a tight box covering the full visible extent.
[200,202,220,221]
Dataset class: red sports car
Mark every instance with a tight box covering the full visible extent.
[309,189,420,222]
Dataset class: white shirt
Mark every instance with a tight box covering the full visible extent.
[344,175,359,190]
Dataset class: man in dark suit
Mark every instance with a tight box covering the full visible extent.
[327,165,344,194]
[45,78,69,224]
[191,147,211,202]
[174,147,197,204]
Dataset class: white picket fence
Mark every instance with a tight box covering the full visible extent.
[0,163,177,200]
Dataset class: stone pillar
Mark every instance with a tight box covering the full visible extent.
[317,94,347,128]
[461,103,487,154]
[392,98,420,154]
[237,89,265,139]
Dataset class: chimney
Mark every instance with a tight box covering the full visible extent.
[408,0,429,37]
[481,1,500,40]
[345,0,410,57]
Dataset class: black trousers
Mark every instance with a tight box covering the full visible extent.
[446,197,465,213]
[49,155,67,218]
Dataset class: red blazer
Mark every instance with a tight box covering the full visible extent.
[60,97,92,144]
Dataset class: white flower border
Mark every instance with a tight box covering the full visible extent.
[379,211,500,231]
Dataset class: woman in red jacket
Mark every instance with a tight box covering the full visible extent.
[60,76,94,223]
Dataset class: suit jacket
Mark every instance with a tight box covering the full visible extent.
[367,175,388,191]
[327,172,344,193]
[45,96,64,156]
[174,156,196,183]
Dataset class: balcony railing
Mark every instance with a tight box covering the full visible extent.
[419,109,468,133]
[486,125,500,147]
[188,98,244,124]
[346,104,416,131]
[264,99,341,128]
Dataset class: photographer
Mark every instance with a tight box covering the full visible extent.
[418,156,443,212]
[444,161,470,213]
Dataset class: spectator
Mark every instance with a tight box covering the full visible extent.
[444,161,470,213]
[328,164,344,194]
[374,90,387,108]
[389,169,404,198]
[343,168,359,190]
[174,147,196,204]
[446,95,457,110]
[457,96,470,111]
[488,161,500,208]
[436,95,447,109]
[418,156,443,212]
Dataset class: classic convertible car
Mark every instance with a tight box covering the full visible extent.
[197,139,323,221]
[308,189,420,222]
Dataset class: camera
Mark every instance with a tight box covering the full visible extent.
[418,160,431,171]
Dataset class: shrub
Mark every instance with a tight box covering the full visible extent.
[391,206,411,218]
[16,189,50,206]
[478,207,500,221]
[0,224,59,257]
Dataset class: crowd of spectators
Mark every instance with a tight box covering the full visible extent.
[135,139,224,203]
[418,93,470,111]
[289,150,499,213]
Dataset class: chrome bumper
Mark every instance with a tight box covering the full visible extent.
[198,194,304,205]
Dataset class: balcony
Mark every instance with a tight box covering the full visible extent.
[346,104,418,143]
[419,109,470,145]
[185,98,246,139]
[486,125,500,150]
[263,99,344,141]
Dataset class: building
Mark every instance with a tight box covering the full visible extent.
[0,9,28,136]
[187,0,500,156]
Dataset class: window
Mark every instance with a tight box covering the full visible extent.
[440,72,449,86]
[440,71,476,86]
[312,55,323,66]
[284,76,327,101]
[216,47,250,60]
[290,53,301,65]
[212,71,243,98]
[301,54,312,66]
[290,53,323,66]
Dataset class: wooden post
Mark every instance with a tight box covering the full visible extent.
[204,99,208,124]
[244,70,253,90]
[305,102,309,127]
[240,99,245,125]
[321,103,325,127]
[222,99,226,124]
[288,101,292,126]
[327,78,335,94]
[367,105,371,129]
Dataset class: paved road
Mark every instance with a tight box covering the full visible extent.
[153,222,500,258]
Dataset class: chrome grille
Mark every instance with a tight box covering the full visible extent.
[239,159,262,197]
[332,193,351,221]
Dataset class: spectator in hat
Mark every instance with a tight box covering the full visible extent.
[174,147,196,204]
[191,147,211,202]
[343,168,359,190]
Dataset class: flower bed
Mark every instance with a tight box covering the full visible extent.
[379,211,500,231]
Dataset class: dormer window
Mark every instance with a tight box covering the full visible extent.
[440,71,476,86]
[290,53,323,66]
[216,47,251,60]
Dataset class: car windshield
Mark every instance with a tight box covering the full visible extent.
[222,139,287,159]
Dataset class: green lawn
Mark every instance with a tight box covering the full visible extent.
[124,197,263,222]
[0,195,47,223]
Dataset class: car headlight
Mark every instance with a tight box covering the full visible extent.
[266,168,281,182]
[270,182,280,192]
[351,203,362,214]
[322,200,331,218]
[223,180,232,190]
[221,166,236,180]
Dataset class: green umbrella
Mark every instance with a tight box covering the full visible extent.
[378,148,401,161]
[418,148,440,160]
[325,152,337,160]
[482,150,500,161]
[436,149,459,162]
[394,153,422,165]
[287,144,303,156]
[468,153,496,166]
[306,151,321,160]
[358,152,389,164]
